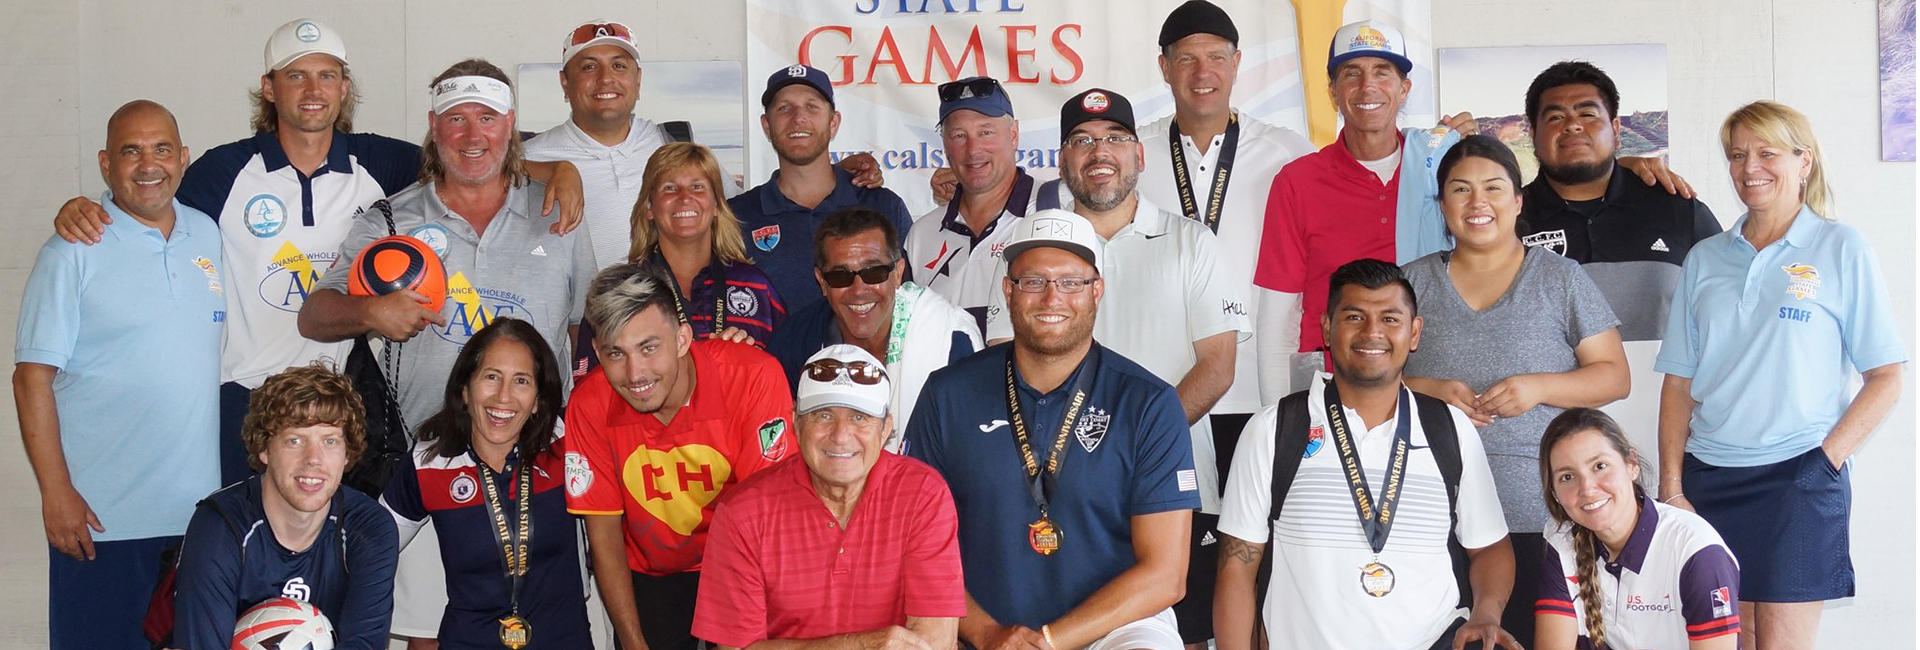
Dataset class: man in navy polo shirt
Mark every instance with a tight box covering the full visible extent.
[731,64,913,314]
[906,210,1198,650]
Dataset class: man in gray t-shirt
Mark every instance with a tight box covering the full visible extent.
[1401,247,1619,532]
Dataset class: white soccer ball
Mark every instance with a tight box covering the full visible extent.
[231,596,336,650]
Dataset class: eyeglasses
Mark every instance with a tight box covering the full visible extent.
[1063,134,1138,150]
[1010,276,1099,293]
[820,263,894,289]
[568,22,634,47]
[938,77,1004,103]
[803,359,888,385]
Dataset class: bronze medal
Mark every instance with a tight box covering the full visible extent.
[1359,561,1396,597]
[1029,518,1062,556]
[499,614,532,649]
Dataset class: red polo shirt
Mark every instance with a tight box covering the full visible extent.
[564,339,796,575]
[691,453,965,647]
[1254,132,1403,352]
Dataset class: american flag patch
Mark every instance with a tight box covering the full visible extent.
[1177,469,1197,492]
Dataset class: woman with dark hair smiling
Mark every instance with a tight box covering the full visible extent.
[1401,134,1630,644]
[381,318,590,649]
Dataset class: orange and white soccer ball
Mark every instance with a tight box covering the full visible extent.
[231,596,335,650]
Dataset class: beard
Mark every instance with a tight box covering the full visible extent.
[1064,165,1139,213]
[1010,305,1097,358]
[774,132,830,167]
[1538,158,1612,186]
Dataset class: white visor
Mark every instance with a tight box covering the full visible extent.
[430,75,513,114]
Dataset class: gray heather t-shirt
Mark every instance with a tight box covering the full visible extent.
[315,179,596,432]
[1403,247,1619,532]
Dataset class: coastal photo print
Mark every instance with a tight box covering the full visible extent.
[1437,44,1668,183]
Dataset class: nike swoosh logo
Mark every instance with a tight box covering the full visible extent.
[1144,233,1168,239]
[978,420,1009,433]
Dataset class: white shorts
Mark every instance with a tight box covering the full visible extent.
[1084,607,1183,650]
[390,518,448,638]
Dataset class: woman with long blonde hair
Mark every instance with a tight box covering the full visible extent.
[628,142,785,346]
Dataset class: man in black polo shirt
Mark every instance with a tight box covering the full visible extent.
[1513,60,1721,545]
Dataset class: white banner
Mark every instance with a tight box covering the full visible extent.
[745,0,1436,213]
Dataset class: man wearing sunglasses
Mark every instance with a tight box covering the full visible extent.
[984,88,1250,641]
[768,208,980,448]
[908,209,1198,650]
[731,65,914,316]
[566,262,796,650]
[695,344,964,650]
[906,76,1049,333]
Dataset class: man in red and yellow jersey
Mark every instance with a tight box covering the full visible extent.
[565,262,795,650]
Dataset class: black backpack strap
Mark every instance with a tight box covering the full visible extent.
[1266,391,1312,522]
[1411,391,1471,609]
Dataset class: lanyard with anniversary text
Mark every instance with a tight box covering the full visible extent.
[1168,114,1239,233]
[475,452,535,647]
[1322,378,1412,597]
[1004,346,1098,555]
[651,246,728,335]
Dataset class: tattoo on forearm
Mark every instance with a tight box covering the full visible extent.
[1221,537,1264,565]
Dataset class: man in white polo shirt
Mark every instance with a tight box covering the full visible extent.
[985,88,1249,639]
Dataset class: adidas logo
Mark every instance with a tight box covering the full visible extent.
[1650,238,1670,252]
[1201,531,1217,546]
[531,245,547,257]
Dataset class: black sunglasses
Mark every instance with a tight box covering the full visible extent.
[803,358,887,385]
[938,77,1003,103]
[820,263,893,289]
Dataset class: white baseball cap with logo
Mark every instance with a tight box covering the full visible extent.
[1327,19,1413,75]
[561,20,641,66]
[1001,209,1104,274]
[795,345,892,418]
[265,18,348,72]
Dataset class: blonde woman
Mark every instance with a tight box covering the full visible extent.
[629,142,785,345]
[1655,101,1906,648]
[1535,408,1739,650]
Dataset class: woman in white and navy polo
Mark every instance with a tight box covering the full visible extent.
[1652,101,1906,648]
[1535,408,1740,650]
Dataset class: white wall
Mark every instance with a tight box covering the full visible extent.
[0,0,1910,647]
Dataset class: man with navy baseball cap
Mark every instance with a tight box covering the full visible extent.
[731,64,913,315]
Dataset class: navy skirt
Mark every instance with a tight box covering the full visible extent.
[1683,447,1853,602]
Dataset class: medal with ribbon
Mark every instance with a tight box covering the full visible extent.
[1321,378,1412,597]
[475,451,535,648]
[1168,114,1240,233]
[1004,347,1099,556]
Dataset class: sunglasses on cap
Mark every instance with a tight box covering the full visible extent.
[568,21,634,47]
[820,263,894,289]
[938,77,1004,103]
[803,358,888,385]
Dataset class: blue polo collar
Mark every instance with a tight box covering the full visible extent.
[254,129,352,177]
[758,165,860,216]
[1596,491,1659,574]
[1730,204,1822,251]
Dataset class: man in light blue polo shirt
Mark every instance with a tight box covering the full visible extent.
[15,100,224,650]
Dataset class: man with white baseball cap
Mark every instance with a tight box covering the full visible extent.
[693,344,965,650]
[49,18,586,490]
[907,209,1201,650]
[300,58,599,649]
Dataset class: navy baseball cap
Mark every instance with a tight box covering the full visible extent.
[937,77,1014,124]
[761,64,834,109]
[1058,88,1136,142]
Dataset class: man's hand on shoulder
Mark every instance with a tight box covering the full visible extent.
[839,152,885,188]
[54,197,112,245]
[1619,156,1696,199]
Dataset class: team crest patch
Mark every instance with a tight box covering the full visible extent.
[295,21,321,42]
[752,225,781,251]
[1304,425,1325,458]
[1082,91,1110,112]
[1074,406,1111,453]
[449,473,478,504]
[409,224,452,258]
[1522,229,1568,256]
[1782,263,1821,300]
[726,286,758,316]
[758,418,790,460]
[193,256,222,296]
[1711,586,1733,618]
[564,451,593,497]
[244,194,288,238]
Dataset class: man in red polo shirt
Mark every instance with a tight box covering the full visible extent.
[693,344,964,650]
[565,262,796,650]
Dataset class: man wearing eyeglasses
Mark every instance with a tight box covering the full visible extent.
[908,209,1199,650]
[905,76,1049,333]
[985,88,1250,635]
[565,263,796,650]
[694,344,964,650]
[731,65,914,315]
[768,208,980,448]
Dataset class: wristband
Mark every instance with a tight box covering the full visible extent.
[1661,493,1686,504]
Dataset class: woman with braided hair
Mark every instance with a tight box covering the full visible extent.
[1533,408,1739,650]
